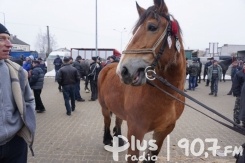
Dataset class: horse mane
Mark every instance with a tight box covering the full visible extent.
[133,5,182,36]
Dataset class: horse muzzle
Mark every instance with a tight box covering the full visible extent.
[118,64,147,86]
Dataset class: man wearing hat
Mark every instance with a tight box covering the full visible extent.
[29,60,46,113]
[57,57,80,115]
[87,56,102,101]
[0,23,36,162]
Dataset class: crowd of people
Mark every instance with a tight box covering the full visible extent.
[53,53,119,116]
[186,57,245,128]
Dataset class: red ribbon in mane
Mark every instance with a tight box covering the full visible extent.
[171,20,178,35]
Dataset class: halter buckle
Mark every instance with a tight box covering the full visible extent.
[145,66,156,81]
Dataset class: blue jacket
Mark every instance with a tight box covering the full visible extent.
[23,61,32,71]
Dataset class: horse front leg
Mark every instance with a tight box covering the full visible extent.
[113,116,124,146]
[126,124,145,163]
[102,108,113,145]
[143,124,176,163]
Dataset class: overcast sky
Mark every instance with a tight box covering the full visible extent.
[0,0,245,53]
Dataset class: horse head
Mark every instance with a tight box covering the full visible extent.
[116,0,184,86]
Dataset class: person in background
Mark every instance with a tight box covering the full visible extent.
[207,60,222,96]
[87,56,102,101]
[196,57,202,84]
[0,23,36,163]
[29,60,45,113]
[69,56,73,64]
[227,61,241,95]
[232,62,245,128]
[53,55,63,91]
[187,59,199,91]
[38,58,47,74]
[23,56,32,71]
[204,57,214,86]
[57,57,80,116]
[72,56,85,102]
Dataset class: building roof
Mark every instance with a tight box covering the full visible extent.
[10,35,29,45]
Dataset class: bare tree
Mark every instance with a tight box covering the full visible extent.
[35,29,58,57]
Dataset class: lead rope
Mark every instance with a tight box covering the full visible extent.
[145,71,245,133]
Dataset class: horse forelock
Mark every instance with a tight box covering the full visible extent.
[133,6,182,40]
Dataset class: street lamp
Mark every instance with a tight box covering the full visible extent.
[0,12,5,25]
[113,28,127,53]
[95,0,98,57]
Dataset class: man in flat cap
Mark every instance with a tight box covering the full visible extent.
[0,23,36,162]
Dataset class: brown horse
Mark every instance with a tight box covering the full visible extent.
[98,0,186,162]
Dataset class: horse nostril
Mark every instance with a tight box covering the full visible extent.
[121,66,129,77]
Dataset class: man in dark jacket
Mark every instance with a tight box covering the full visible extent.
[72,56,85,102]
[57,57,80,116]
[187,60,199,91]
[87,56,102,101]
[53,55,63,91]
[29,60,45,113]
[232,62,245,128]
[227,61,241,95]
[204,57,214,86]
[53,55,62,79]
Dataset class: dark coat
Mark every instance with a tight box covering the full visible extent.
[88,62,102,81]
[53,57,63,70]
[188,63,199,76]
[232,70,245,122]
[57,64,80,86]
[29,66,45,89]
[72,60,84,77]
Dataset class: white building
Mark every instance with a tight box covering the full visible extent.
[205,44,245,57]
[10,35,30,51]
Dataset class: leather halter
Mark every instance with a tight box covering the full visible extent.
[122,14,172,70]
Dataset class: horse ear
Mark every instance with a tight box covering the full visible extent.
[154,0,168,14]
[136,1,145,17]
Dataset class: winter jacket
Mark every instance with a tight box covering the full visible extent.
[23,61,32,71]
[4,59,36,156]
[53,57,63,70]
[88,62,102,81]
[207,65,222,81]
[188,63,199,76]
[72,60,84,77]
[29,65,45,89]
[57,64,80,86]
[233,70,245,97]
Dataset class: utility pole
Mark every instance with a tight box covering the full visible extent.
[47,26,51,56]
[0,12,5,25]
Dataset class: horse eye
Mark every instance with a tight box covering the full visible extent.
[148,24,157,31]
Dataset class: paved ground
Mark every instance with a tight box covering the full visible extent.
[27,78,244,163]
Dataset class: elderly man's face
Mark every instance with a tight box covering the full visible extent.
[0,33,12,60]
